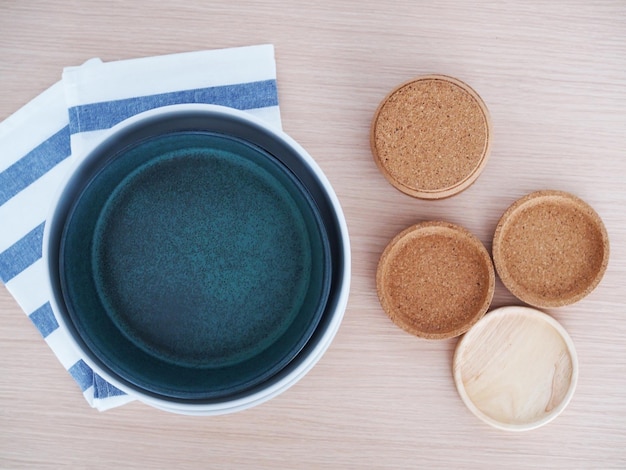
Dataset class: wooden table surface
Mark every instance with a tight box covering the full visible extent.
[1,1,625,468]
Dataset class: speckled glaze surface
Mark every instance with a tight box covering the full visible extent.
[61,131,330,398]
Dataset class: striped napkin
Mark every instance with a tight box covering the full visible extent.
[0,44,281,411]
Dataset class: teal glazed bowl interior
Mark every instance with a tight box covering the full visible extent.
[45,106,348,406]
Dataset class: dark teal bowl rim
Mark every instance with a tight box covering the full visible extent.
[46,108,347,403]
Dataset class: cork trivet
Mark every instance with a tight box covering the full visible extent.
[376,221,495,339]
[370,75,492,199]
[493,190,609,308]
[453,306,578,431]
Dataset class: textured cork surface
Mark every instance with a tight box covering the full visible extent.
[376,221,495,339]
[370,75,492,199]
[493,190,609,308]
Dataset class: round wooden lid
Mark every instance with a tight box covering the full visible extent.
[370,75,492,199]
[453,306,578,431]
[493,190,609,308]
[376,221,495,339]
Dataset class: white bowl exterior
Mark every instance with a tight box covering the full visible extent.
[42,104,351,415]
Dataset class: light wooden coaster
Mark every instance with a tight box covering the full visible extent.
[376,221,495,339]
[493,190,609,308]
[370,75,492,199]
[453,306,578,431]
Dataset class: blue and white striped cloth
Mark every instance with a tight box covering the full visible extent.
[0,44,282,411]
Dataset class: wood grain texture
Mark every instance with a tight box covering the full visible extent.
[1,0,625,468]
[453,306,578,432]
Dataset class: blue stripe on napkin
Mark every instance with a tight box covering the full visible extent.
[93,374,126,398]
[68,359,127,397]
[0,126,71,206]
[68,359,94,392]
[68,79,278,134]
[0,222,45,283]
[28,302,59,338]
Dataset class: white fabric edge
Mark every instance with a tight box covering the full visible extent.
[63,44,276,106]
[0,82,68,173]
[0,158,74,253]
[4,259,49,314]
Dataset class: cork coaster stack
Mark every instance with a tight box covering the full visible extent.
[370,74,610,431]
[370,75,492,199]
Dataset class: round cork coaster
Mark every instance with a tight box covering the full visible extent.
[493,190,609,308]
[453,306,578,431]
[370,75,492,199]
[376,221,495,339]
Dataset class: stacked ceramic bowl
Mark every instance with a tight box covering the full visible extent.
[43,105,350,415]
